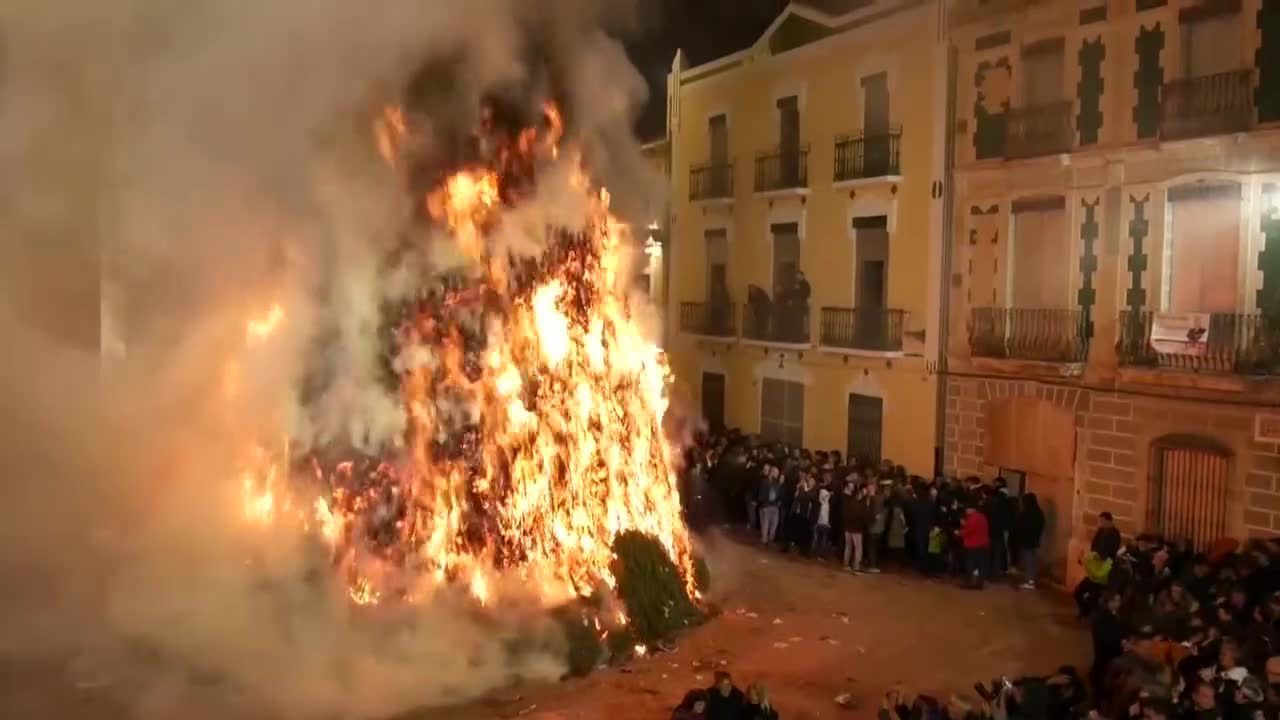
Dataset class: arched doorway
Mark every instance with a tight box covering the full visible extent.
[1146,434,1232,551]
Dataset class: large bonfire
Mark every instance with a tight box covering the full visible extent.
[231,100,695,625]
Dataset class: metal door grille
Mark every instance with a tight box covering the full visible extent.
[1147,441,1229,551]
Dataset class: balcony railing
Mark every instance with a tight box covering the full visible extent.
[742,301,811,344]
[1162,69,1254,140]
[970,307,1089,362]
[1004,101,1074,159]
[679,301,737,338]
[834,127,902,181]
[689,162,734,201]
[754,146,809,193]
[1116,310,1280,375]
[819,307,908,352]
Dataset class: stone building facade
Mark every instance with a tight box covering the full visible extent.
[945,0,1280,584]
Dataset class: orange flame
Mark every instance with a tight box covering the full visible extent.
[235,101,694,612]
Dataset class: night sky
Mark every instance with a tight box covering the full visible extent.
[625,0,788,141]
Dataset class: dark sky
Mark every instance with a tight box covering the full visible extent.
[625,0,788,141]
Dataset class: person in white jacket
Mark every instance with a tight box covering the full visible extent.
[810,482,832,557]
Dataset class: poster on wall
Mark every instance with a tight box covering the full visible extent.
[1150,313,1212,356]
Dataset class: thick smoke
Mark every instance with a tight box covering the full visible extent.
[0,0,658,718]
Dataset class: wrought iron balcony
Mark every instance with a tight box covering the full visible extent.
[1162,69,1254,140]
[742,301,811,345]
[819,307,908,352]
[689,162,734,201]
[834,127,902,181]
[969,307,1089,362]
[679,301,737,339]
[1116,310,1280,375]
[753,146,809,193]
[1005,101,1074,159]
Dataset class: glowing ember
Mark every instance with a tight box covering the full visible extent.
[235,102,694,613]
[246,303,284,342]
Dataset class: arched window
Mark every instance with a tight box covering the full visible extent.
[1147,434,1232,550]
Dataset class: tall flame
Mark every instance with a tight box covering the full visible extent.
[236,102,694,611]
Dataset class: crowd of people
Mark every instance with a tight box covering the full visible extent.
[674,428,1280,720]
[1067,520,1280,720]
[672,672,779,720]
[681,428,1046,590]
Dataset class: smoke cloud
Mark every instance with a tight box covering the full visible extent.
[0,0,660,717]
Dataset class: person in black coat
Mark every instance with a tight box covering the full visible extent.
[983,484,1014,577]
[705,671,746,720]
[1090,592,1125,704]
[1091,512,1122,560]
[911,485,938,575]
[1014,492,1047,589]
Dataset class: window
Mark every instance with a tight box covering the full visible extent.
[1022,41,1065,106]
[701,372,726,433]
[853,216,890,349]
[708,115,730,196]
[1147,436,1231,551]
[1009,197,1070,308]
[1183,14,1237,78]
[777,95,800,184]
[847,394,883,466]
[1165,183,1241,313]
[760,377,804,445]
[998,468,1026,496]
[705,229,728,302]
[709,115,728,165]
[771,222,800,293]
[861,73,892,176]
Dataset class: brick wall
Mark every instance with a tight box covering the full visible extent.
[943,376,1087,477]
[944,376,1280,541]
[1241,440,1280,535]
[1077,393,1138,535]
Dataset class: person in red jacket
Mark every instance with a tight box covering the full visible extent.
[959,505,991,589]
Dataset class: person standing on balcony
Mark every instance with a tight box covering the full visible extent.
[793,270,810,342]
[709,274,731,336]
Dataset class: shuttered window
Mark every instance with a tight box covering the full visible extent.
[847,394,883,466]
[760,378,804,446]
[1166,184,1241,314]
[1010,197,1070,309]
[1147,437,1230,551]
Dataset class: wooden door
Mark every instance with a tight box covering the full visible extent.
[701,372,726,433]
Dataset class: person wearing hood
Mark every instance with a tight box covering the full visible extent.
[1014,492,1046,590]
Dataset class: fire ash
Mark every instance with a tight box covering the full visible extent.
[231,102,694,617]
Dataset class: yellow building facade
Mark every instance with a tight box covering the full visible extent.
[662,0,949,476]
[943,0,1280,582]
